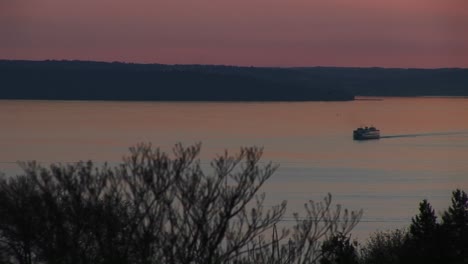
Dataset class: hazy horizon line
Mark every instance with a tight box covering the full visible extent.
[2,58,467,70]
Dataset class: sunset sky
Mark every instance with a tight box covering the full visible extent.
[1,0,468,68]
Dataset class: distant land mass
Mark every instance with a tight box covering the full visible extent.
[1,60,468,101]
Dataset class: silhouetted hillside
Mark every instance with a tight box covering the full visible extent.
[0,60,352,101]
[293,67,468,96]
[1,60,468,101]
[167,65,468,96]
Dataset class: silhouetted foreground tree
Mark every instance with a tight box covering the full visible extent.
[360,229,406,264]
[360,189,468,264]
[320,233,359,264]
[440,189,468,263]
[0,144,362,264]
[403,199,441,264]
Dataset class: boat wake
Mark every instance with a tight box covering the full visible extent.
[381,131,468,139]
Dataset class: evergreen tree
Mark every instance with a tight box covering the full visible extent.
[360,229,407,264]
[440,189,468,263]
[409,199,438,241]
[320,233,359,264]
[404,199,440,264]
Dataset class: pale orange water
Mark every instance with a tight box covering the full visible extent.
[1,97,468,239]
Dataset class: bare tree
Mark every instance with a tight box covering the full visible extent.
[153,144,287,264]
[0,143,362,264]
[288,193,363,264]
[225,194,363,264]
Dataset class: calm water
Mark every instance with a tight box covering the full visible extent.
[1,97,468,240]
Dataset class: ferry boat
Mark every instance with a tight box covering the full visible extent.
[353,126,380,140]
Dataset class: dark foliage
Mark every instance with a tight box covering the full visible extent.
[440,189,468,263]
[360,189,468,264]
[360,229,407,264]
[1,141,466,264]
[0,144,362,264]
[320,234,359,264]
[403,199,441,264]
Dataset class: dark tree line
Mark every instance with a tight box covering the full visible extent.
[360,189,468,264]
[0,144,362,264]
[0,60,353,101]
[3,60,468,101]
[1,143,466,264]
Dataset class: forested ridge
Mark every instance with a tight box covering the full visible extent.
[2,60,467,101]
[0,60,351,101]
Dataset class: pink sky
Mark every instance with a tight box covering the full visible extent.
[1,0,468,68]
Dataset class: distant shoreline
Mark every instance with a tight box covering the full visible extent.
[2,60,468,101]
[355,96,468,101]
[3,96,468,105]
[354,97,384,101]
